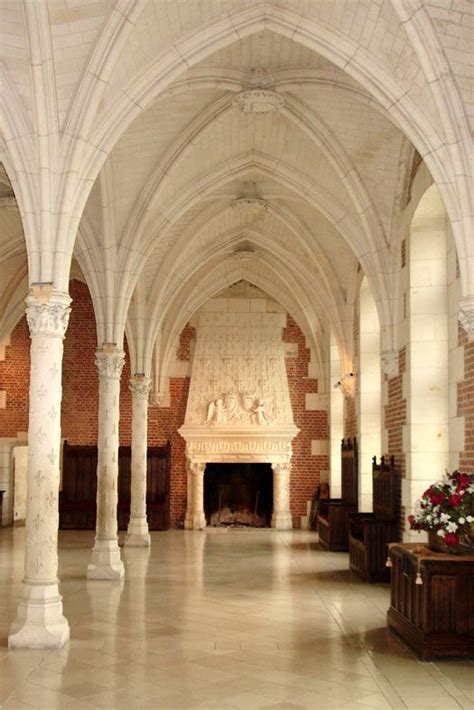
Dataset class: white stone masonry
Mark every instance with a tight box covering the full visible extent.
[9,291,71,649]
[87,348,125,579]
[125,375,151,547]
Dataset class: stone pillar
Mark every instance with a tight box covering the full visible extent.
[271,462,293,529]
[87,347,125,580]
[184,463,194,530]
[125,375,151,547]
[187,461,206,530]
[9,289,71,649]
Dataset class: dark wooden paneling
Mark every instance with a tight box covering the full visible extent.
[59,441,171,530]
[317,438,358,551]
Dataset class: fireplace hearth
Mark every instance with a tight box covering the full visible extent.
[204,463,273,527]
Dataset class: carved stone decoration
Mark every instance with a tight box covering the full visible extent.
[381,350,399,379]
[25,292,71,338]
[149,391,164,407]
[232,89,284,114]
[459,296,474,341]
[9,293,71,649]
[231,197,268,214]
[88,349,126,579]
[206,392,271,426]
[125,376,152,547]
[95,348,126,379]
[340,373,355,400]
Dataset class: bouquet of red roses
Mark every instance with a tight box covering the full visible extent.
[408,470,474,547]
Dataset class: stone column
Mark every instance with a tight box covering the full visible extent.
[188,461,206,530]
[184,463,194,530]
[125,375,151,547]
[9,289,71,649]
[87,347,125,580]
[271,462,293,529]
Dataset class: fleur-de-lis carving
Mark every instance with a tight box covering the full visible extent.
[49,361,59,377]
[35,427,47,444]
[33,513,44,531]
[47,448,57,465]
[33,558,45,575]
[37,384,47,399]
[38,343,49,354]
[48,405,58,420]
[45,491,56,509]
[34,470,46,487]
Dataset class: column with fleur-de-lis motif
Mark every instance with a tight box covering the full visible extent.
[87,346,125,579]
[271,462,293,529]
[125,375,151,546]
[9,288,71,649]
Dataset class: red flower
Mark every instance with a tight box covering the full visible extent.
[449,494,462,507]
[456,473,471,491]
[429,492,445,506]
[407,515,415,526]
[444,532,459,547]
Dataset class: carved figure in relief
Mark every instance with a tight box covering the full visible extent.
[251,399,269,425]
[206,398,227,424]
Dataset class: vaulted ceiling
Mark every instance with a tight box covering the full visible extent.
[0,0,471,379]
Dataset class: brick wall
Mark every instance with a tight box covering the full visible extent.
[0,316,30,436]
[283,316,329,527]
[458,325,474,473]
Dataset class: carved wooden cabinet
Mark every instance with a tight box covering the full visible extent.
[387,543,474,659]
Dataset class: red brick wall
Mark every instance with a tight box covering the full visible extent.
[283,316,329,527]
[0,317,30,436]
[458,325,474,473]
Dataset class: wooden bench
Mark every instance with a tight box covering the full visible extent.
[349,455,400,582]
[317,438,358,551]
[59,441,171,530]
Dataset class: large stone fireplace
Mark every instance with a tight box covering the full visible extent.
[179,287,299,529]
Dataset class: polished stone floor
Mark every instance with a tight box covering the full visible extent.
[0,528,473,710]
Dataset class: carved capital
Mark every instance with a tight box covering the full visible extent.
[340,373,355,399]
[25,291,71,338]
[459,296,474,340]
[381,350,399,378]
[188,460,205,476]
[149,391,165,407]
[271,462,291,476]
[129,375,151,400]
[95,348,125,379]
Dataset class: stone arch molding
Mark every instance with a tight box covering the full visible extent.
[148,251,329,398]
[111,152,392,351]
[58,1,472,299]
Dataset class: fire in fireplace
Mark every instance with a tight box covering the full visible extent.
[204,463,273,527]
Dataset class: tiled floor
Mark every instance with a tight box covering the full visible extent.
[0,528,473,710]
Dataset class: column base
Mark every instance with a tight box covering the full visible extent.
[271,512,293,530]
[8,583,70,649]
[186,513,206,530]
[87,539,124,580]
[124,516,150,547]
